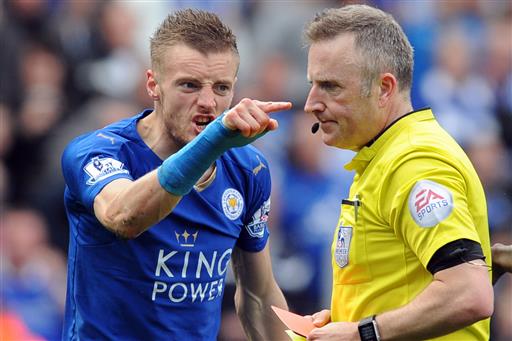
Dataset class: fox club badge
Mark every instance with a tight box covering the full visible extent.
[335,226,352,268]
[221,188,244,220]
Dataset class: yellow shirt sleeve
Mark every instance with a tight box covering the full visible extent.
[381,155,481,268]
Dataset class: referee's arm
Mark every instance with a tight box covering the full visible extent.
[375,239,493,340]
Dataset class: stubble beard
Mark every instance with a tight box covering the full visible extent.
[164,119,189,151]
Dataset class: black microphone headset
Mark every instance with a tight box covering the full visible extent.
[311,122,320,134]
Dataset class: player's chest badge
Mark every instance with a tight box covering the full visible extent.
[335,226,352,268]
[221,188,244,220]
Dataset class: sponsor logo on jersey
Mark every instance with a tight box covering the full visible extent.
[246,198,270,238]
[408,180,453,228]
[151,247,232,304]
[335,226,352,268]
[221,188,244,220]
[96,132,116,144]
[84,156,129,185]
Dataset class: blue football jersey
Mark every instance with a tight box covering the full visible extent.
[61,110,271,340]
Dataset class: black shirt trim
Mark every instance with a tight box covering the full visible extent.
[427,238,485,274]
[365,107,431,147]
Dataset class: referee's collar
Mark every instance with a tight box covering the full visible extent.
[344,108,433,173]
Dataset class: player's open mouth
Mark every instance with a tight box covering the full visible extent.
[194,116,214,132]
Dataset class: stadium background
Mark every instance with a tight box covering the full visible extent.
[0,0,510,340]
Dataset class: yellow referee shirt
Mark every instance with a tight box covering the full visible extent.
[331,109,491,340]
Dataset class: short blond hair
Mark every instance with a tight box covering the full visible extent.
[150,9,238,72]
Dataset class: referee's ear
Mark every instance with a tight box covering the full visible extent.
[377,72,397,108]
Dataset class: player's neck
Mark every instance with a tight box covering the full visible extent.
[137,110,178,160]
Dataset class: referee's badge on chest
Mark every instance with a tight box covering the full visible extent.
[335,226,352,268]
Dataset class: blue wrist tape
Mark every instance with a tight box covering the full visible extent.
[157,114,267,196]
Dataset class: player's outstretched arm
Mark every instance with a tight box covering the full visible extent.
[232,244,289,341]
[93,99,291,239]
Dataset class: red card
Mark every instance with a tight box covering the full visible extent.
[271,305,316,337]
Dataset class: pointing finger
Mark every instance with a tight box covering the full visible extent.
[253,100,293,114]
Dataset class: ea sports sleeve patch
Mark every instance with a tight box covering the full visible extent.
[408,180,454,228]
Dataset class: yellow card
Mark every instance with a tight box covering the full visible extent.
[285,329,307,341]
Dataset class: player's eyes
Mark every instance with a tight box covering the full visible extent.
[214,84,231,95]
[180,82,199,91]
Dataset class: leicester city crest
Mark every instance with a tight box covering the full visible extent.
[222,188,244,220]
[335,226,352,268]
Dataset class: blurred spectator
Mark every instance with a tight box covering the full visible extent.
[0,208,67,340]
[48,0,99,67]
[383,0,436,108]
[483,16,512,150]
[242,52,298,165]
[0,104,13,160]
[46,0,102,109]
[0,104,13,205]
[1,0,56,109]
[5,43,66,204]
[0,17,23,111]
[75,1,143,100]
[271,111,353,314]
[420,25,497,148]
[466,131,512,237]
[4,0,53,39]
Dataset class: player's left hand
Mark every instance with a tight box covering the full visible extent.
[307,321,359,341]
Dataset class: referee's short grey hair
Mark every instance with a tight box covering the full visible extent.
[304,4,414,96]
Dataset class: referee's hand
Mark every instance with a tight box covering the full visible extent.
[305,309,331,327]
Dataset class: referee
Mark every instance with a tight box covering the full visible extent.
[303,5,493,341]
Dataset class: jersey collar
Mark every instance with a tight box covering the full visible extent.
[344,108,434,174]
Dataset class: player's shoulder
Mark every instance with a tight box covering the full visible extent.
[62,112,145,161]
[222,145,270,176]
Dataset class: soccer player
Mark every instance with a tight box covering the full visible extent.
[302,5,493,341]
[61,9,289,340]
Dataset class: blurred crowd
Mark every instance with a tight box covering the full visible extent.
[0,0,510,340]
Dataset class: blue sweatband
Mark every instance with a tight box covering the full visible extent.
[157,114,267,196]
